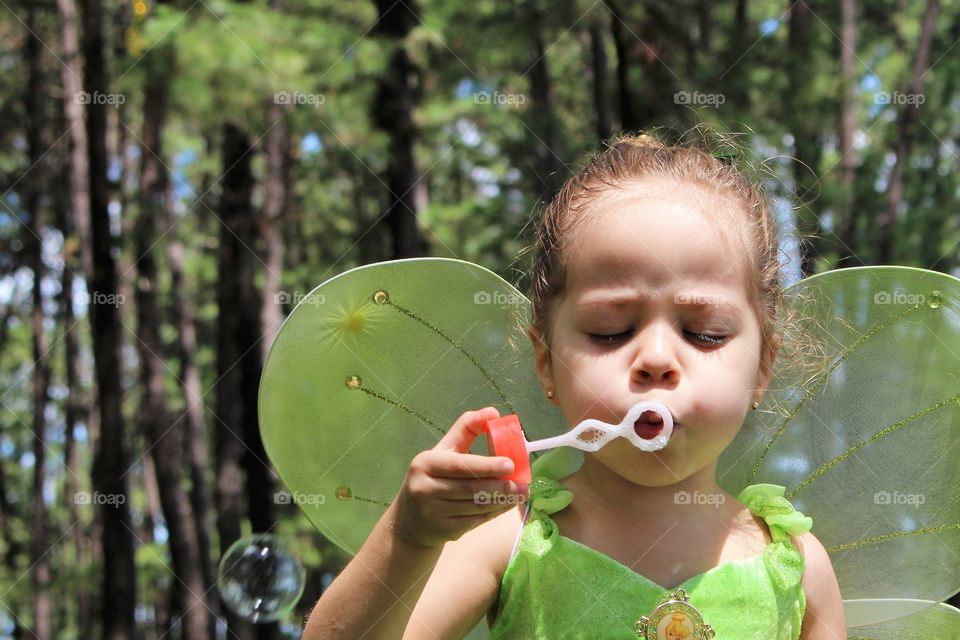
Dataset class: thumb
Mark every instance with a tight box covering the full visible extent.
[435,407,501,454]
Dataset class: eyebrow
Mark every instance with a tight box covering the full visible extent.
[576,293,742,315]
[575,294,640,309]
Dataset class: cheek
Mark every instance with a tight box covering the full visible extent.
[690,360,755,416]
[552,344,598,385]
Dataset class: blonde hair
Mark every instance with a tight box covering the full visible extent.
[527,130,783,377]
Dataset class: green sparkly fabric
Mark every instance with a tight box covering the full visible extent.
[489,448,813,640]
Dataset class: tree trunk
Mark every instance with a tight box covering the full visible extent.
[836,0,860,268]
[698,3,713,53]
[28,180,53,640]
[166,189,218,630]
[371,0,426,258]
[28,269,52,630]
[58,0,93,279]
[55,159,92,640]
[630,6,677,131]
[917,64,956,272]
[527,28,564,201]
[140,454,168,633]
[787,0,823,277]
[261,0,290,349]
[216,121,275,640]
[79,0,138,637]
[876,0,940,263]
[55,145,93,638]
[216,121,254,640]
[608,1,638,132]
[24,5,52,638]
[58,2,95,633]
[353,160,387,265]
[719,0,750,113]
[521,0,565,202]
[0,393,25,639]
[588,20,612,142]
[918,141,949,271]
[135,42,211,640]
[261,98,290,354]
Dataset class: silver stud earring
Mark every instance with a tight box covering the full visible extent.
[751,401,759,411]
[547,390,554,399]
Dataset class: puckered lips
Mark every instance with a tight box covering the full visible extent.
[633,409,670,440]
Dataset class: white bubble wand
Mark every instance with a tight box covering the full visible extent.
[483,401,674,483]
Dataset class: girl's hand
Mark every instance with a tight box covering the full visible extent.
[393,407,529,548]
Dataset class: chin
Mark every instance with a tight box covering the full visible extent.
[590,444,693,487]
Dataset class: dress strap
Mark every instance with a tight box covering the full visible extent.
[737,483,814,543]
[525,447,581,521]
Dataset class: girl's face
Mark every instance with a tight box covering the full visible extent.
[531,178,774,487]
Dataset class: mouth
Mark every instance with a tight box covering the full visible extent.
[633,410,676,440]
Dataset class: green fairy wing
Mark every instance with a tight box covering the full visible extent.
[717,266,960,637]
[259,258,561,556]
[842,599,960,638]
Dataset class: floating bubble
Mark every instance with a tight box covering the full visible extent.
[217,534,306,623]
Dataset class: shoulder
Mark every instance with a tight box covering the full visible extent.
[792,531,847,639]
[461,501,527,579]
[404,504,525,639]
[793,531,836,587]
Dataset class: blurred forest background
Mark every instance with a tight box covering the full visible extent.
[1,0,959,638]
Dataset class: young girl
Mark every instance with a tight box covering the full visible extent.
[302,134,847,639]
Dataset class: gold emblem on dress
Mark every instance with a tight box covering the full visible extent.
[635,588,716,639]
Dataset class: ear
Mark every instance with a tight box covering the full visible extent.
[754,331,780,405]
[528,325,559,406]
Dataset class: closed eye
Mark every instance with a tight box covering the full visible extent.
[588,331,632,345]
[588,330,730,347]
[684,330,729,346]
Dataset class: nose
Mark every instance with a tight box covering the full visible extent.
[630,322,680,386]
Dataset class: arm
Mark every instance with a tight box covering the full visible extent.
[302,499,443,640]
[303,407,527,639]
[303,494,523,640]
[796,532,847,640]
[403,505,522,639]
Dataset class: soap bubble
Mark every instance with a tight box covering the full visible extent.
[217,534,306,623]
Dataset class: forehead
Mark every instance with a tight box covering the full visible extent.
[562,180,753,301]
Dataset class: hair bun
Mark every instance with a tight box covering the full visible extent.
[614,133,665,150]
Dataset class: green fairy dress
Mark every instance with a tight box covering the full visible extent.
[489,448,813,639]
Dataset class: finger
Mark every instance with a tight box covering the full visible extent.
[421,449,515,480]
[445,498,523,518]
[429,477,528,500]
[435,407,501,454]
